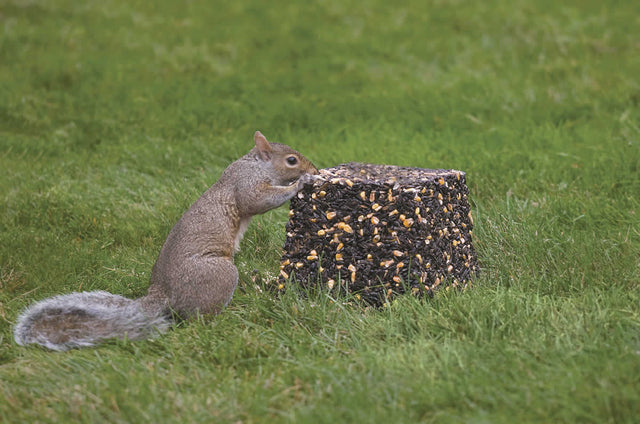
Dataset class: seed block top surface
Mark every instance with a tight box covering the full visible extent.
[319,162,464,187]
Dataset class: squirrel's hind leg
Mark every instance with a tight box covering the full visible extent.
[168,256,239,319]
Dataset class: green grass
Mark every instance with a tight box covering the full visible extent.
[1,0,639,422]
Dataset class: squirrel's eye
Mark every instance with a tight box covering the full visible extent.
[286,156,298,166]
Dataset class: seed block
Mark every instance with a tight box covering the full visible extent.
[278,162,479,305]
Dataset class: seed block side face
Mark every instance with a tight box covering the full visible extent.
[278,163,478,305]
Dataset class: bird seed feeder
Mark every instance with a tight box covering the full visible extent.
[277,162,479,305]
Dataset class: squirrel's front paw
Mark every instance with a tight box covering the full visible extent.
[296,173,319,190]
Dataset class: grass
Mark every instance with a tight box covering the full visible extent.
[1,0,639,422]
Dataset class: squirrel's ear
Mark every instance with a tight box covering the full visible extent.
[254,131,272,161]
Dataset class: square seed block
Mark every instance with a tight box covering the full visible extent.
[278,162,478,305]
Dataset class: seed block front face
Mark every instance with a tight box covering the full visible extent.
[278,162,478,305]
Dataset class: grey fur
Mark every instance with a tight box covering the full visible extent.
[14,291,171,351]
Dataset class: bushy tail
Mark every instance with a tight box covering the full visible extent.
[14,291,171,351]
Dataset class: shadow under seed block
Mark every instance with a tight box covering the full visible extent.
[278,162,479,305]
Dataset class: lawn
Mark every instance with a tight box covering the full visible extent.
[1,0,639,422]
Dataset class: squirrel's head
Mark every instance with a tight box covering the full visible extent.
[253,131,319,185]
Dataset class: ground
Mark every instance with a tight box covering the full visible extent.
[0,0,639,422]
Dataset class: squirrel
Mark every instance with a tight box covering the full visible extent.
[13,131,318,351]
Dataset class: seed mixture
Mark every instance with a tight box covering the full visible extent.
[278,162,479,305]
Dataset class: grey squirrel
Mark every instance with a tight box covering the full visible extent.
[14,131,318,350]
